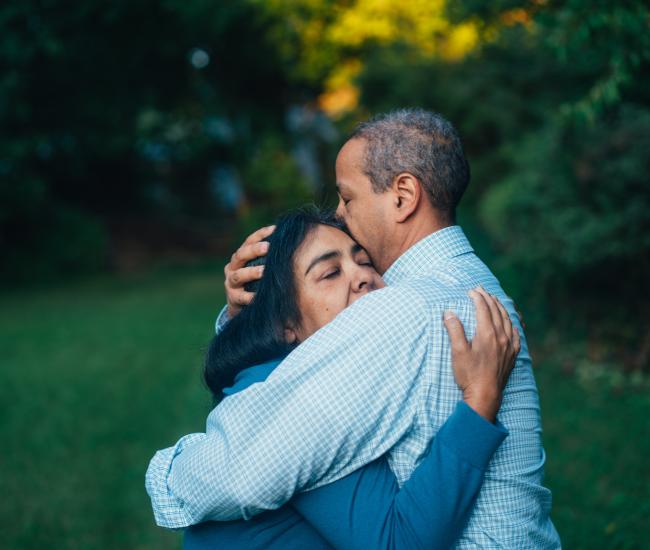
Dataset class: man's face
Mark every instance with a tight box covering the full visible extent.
[335,138,394,274]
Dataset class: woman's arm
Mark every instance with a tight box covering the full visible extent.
[159,290,517,550]
[290,290,516,550]
[291,402,506,550]
[181,403,505,550]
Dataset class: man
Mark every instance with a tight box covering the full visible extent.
[147,109,560,548]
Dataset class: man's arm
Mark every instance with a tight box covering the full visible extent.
[147,287,517,528]
[150,285,435,525]
[146,433,207,529]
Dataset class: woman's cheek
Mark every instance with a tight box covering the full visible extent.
[323,294,344,323]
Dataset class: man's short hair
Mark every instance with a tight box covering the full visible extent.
[350,108,470,220]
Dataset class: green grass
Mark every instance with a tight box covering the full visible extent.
[1,266,648,548]
[536,363,650,549]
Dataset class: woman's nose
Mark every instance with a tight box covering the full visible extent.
[351,266,371,293]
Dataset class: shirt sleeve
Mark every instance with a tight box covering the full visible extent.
[291,402,508,550]
[145,433,207,529]
[214,305,229,334]
[158,285,435,525]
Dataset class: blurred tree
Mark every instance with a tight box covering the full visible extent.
[2,0,649,372]
[476,1,650,370]
[347,0,650,369]
[254,0,481,118]
[0,0,299,281]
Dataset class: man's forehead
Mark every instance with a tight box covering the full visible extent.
[336,180,350,193]
[337,137,366,164]
[335,138,366,188]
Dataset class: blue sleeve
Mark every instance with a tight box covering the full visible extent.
[183,507,332,550]
[290,402,507,550]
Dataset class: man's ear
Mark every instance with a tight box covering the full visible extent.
[392,172,422,223]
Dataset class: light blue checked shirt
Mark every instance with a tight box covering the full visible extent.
[146,226,560,548]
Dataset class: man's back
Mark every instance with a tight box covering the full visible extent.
[384,235,557,548]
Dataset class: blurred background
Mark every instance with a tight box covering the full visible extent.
[1,0,649,548]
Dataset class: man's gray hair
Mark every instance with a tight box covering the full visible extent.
[350,108,470,219]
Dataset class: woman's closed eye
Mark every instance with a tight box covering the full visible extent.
[355,253,374,268]
[322,267,340,280]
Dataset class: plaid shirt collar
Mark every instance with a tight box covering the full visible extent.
[383,225,474,286]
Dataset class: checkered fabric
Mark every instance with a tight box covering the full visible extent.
[146,226,560,548]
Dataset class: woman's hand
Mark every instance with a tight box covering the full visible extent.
[223,225,275,318]
[443,287,521,423]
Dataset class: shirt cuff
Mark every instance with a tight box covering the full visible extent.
[214,305,230,334]
[436,401,508,471]
[145,433,206,529]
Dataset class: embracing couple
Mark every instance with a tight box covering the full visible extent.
[146,109,561,549]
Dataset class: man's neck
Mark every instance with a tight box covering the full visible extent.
[380,215,452,275]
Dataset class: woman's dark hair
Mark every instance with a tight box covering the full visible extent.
[204,206,344,401]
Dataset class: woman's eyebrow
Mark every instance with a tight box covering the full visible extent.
[351,243,363,255]
[305,250,341,275]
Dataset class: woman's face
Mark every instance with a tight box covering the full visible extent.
[287,224,384,343]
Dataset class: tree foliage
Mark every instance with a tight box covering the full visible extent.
[341,0,650,368]
[0,0,297,280]
[2,0,649,368]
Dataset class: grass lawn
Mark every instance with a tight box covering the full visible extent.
[2,264,648,548]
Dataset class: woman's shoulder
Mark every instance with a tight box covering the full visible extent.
[223,358,285,395]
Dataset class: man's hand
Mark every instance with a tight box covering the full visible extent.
[443,287,521,422]
[223,225,275,318]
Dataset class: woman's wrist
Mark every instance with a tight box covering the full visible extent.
[462,385,501,423]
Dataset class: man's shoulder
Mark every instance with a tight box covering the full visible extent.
[405,275,469,303]
[335,284,431,329]
[335,276,475,330]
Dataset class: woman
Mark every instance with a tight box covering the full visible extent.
[182,207,518,549]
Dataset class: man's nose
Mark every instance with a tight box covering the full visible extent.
[335,201,345,220]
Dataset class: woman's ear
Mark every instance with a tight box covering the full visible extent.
[284,326,298,344]
[392,172,421,223]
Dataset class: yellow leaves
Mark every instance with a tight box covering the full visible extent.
[318,59,362,118]
[439,21,479,61]
[319,84,360,118]
[250,0,482,116]
[324,58,363,90]
[501,8,533,27]
[311,0,482,116]
[327,0,451,51]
